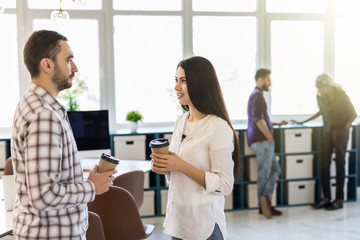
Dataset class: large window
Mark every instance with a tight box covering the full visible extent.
[1,0,15,8]
[270,21,323,115]
[1,0,359,131]
[0,14,19,128]
[192,0,256,12]
[27,0,102,10]
[267,0,327,13]
[33,19,101,110]
[113,0,181,11]
[113,15,182,123]
[193,16,256,119]
[335,0,360,13]
[335,17,360,114]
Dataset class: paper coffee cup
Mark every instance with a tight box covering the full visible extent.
[149,138,170,154]
[98,153,119,173]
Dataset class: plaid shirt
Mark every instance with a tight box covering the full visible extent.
[11,83,95,239]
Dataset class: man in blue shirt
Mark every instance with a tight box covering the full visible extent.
[247,68,287,219]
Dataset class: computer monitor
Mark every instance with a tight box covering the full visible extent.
[67,110,111,159]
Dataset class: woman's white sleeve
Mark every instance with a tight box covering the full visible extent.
[204,121,235,195]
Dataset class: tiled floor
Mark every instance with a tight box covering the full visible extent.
[143,199,360,240]
[2,195,360,239]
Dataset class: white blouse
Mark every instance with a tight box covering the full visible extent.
[163,113,235,240]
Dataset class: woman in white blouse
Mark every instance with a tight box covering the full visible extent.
[151,56,240,240]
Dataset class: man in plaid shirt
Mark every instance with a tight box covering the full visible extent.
[11,30,115,239]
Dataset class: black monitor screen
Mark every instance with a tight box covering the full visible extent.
[67,110,110,151]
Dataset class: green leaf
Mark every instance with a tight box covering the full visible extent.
[126,110,143,122]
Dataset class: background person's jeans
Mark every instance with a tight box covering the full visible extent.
[251,141,281,207]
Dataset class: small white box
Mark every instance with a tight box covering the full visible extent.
[244,131,254,155]
[0,141,6,169]
[224,191,233,210]
[144,172,150,189]
[285,155,313,179]
[246,184,277,208]
[330,178,348,201]
[284,128,312,153]
[285,180,315,204]
[113,135,146,160]
[161,189,168,215]
[139,190,155,216]
[330,153,349,177]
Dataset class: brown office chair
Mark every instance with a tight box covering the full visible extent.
[4,157,13,175]
[88,186,154,240]
[113,170,145,208]
[86,211,106,240]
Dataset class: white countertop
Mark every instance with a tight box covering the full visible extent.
[0,179,13,238]
[81,159,152,179]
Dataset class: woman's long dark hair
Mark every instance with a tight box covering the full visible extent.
[177,56,241,181]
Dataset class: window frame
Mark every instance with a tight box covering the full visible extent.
[1,0,358,133]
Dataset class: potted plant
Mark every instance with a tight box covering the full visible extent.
[126,110,143,132]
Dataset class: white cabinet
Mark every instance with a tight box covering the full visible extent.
[113,135,146,160]
[284,128,312,153]
[285,180,315,204]
[285,155,313,179]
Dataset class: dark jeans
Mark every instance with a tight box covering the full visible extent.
[321,127,349,200]
[171,223,223,240]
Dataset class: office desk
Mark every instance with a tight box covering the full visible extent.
[0,179,13,238]
[81,159,152,179]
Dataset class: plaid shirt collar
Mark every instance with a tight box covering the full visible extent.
[29,82,66,114]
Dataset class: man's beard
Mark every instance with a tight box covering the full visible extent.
[52,64,74,91]
[262,82,269,91]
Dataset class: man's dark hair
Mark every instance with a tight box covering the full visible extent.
[255,68,271,81]
[23,30,67,78]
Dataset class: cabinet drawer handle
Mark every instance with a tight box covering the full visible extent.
[126,141,134,145]
[295,133,302,137]
[296,159,304,163]
[298,185,305,189]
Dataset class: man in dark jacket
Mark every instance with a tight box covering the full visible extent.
[293,74,357,210]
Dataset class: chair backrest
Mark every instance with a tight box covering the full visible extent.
[87,211,106,240]
[4,157,13,175]
[88,186,154,240]
[113,170,144,208]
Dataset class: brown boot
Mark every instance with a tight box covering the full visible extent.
[260,195,272,219]
[259,205,282,216]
